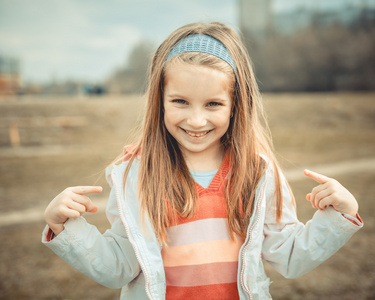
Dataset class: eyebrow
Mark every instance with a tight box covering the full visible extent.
[165,93,185,99]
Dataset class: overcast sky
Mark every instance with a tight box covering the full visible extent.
[0,0,374,84]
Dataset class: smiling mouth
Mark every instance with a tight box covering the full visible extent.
[182,128,212,137]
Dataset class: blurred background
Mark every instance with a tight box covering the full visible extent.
[0,0,374,299]
[1,0,375,95]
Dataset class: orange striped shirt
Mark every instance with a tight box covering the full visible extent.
[162,154,243,299]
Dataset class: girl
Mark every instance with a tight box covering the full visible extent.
[42,22,362,300]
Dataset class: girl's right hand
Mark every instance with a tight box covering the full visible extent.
[44,186,103,235]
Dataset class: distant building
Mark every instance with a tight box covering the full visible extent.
[0,55,21,97]
[238,0,273,40]
[274,3,375,34]
[239,0,375,39]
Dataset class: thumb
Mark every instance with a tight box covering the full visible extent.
[89,205,98,213]
[306,193,311,201]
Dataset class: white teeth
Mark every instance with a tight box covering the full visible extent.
[184,129,210,137]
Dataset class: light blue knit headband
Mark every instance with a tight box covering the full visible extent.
[166,34,237,73]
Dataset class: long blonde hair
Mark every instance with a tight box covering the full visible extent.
[122,22,293,243]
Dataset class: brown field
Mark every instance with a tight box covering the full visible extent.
[0,93,374,299]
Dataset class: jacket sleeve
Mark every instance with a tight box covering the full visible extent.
[41,180,141,289]
[261,169,363,279]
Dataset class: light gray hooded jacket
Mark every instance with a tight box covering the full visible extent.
[42,159,362,300]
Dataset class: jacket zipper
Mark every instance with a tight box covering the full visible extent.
[240,180,267,300]
[111,171,153,300]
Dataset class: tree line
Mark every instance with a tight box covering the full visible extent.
[243,23,375,92]
[106,21,375,94]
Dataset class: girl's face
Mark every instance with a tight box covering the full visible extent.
[163,61,233,166]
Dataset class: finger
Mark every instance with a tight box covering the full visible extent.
[61,207,81,219]
[317,195,335,211]
[314,188,334,209]
[306,193,317,209]
[68,186,103,195]
[310,183,329,208]
[67,200,87,215]
[304,169,331,184]
[71,193,96,213]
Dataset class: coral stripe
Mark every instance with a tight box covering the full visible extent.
[171,193,229,226]
[165,261,238,286]
[162,239,243,267]
[166,282,239,300]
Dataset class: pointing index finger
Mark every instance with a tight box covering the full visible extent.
[69,186,103,195]
[304,169,330,184]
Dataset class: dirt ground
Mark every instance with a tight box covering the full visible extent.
[0,93,374,299]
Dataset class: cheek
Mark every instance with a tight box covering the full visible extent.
[215,111,231,130]
[164,109,181,133]
[164,108,184,124]
[163,113,172,132]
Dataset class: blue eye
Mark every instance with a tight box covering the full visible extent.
[173,99,187,104]
[207,102,220,107]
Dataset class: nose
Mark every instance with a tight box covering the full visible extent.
[186,109,207,128]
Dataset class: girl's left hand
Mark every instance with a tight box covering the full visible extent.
[304,169,359,218]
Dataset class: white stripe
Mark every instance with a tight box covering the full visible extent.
[166,218,235,246]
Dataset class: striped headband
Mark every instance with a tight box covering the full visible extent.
[166,34,236,73]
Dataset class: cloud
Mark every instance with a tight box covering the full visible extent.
[0,0,236,83]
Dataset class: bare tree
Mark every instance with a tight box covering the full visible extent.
[106,40,154,94]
